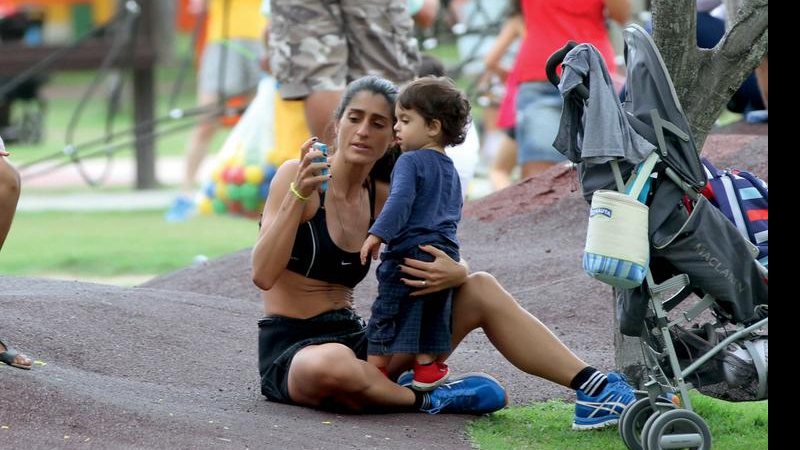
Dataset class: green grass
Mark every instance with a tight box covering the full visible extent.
[469,393,768,450]
[0,210,258,278]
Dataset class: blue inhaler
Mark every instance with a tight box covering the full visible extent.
[312,142,329,192]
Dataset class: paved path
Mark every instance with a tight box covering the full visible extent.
[16,156,206,212]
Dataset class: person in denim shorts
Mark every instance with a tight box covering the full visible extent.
[510,0,630,179]
[268,0,420,143]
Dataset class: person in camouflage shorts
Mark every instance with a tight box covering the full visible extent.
[269,0,420,142]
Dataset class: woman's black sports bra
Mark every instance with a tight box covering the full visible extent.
[285,179,377,288]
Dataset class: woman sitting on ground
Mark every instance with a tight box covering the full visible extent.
[252,75,634,428]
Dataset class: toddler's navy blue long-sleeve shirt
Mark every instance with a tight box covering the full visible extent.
[369,149,462,258]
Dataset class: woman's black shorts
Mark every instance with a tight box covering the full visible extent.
[258,308,368,404]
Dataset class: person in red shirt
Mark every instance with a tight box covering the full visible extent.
[511,0,630,179]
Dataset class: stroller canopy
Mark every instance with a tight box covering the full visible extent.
[621,23,706,189]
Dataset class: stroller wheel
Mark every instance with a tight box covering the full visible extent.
[639,411,662,450]
[621,397,676,450]
[644,409,711,450]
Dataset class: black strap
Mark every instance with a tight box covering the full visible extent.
[367,176,377,223]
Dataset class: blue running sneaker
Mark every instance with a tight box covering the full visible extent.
[421,373,507,415]
[165,195,196,222]
[745,109,768,124]
[396,370,413,387]
[572,372,636,430]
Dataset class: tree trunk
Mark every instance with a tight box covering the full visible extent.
[650,0,768,148]
[613,289,648,388]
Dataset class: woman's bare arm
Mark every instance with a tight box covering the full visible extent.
[604,0,631,26]
[483,14,524,81]
[251,139,328,289]
[251,161,307,290]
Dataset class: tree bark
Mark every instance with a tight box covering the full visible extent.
[613,289,649,388]
[650,0,767,148]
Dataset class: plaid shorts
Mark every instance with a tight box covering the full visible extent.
[367,245,458,356]
[269,0,420,99]
[258,309,367,404]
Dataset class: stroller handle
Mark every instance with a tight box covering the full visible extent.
[545,41,588,100]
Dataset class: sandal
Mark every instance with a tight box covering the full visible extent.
[0,339,32,370]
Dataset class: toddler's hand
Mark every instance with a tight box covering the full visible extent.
[360,235,382,265]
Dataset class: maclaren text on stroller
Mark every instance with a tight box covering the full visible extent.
[546,24,767,450]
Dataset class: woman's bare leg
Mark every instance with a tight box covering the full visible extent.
[0,152,33,369]
[489,134,517,191]
[450,272,587,387]
[521,160,557,180]
[288,343,415,411]
[0,154,20,250]
[367,354,393,376]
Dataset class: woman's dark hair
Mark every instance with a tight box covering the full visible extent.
[334,75,399,121]
[397,76,471,147]
[333,75,401,183]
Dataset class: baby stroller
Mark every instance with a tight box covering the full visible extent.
[0,7,46,144]
[546,24,768,450]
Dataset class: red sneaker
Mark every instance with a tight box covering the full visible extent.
[412,361,450,391]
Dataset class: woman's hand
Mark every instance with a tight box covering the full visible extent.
[293,137,331,198]
[399,245,469,296]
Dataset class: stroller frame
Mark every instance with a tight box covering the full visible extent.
[547,24,768,450]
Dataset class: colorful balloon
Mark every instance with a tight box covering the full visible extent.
[245,165,264,185]
[227,184,242,201]
[212,198,227,214]
[259,180,270,199]
[228,200,244,214]
[231,166,246,185]
[263,164,277,182]
[215,183,228,200]
[198,196,213,215]
[243,196,260,212]
[202,181,215,198]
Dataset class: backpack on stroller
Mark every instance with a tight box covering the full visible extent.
[547,24,767,450]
